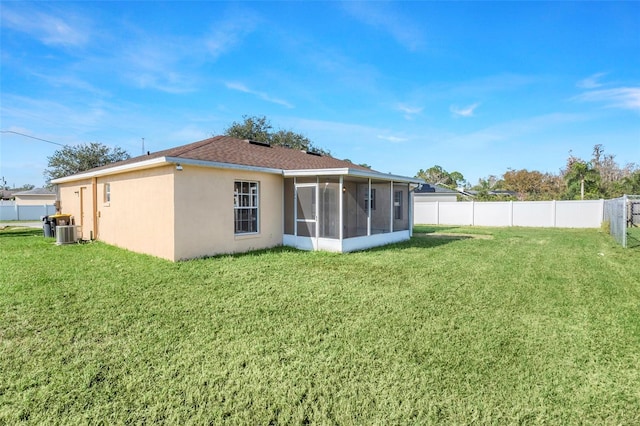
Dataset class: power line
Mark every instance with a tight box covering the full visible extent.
[0,130,66,147]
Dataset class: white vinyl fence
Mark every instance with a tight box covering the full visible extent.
[0,202,56,221]
[414,199,604,228]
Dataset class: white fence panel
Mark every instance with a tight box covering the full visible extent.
[414,199,604,228]
[414,202,439,225]
[439,202,472,225]
[512,201,553,227]
[555,200,603,228]
[474,202,512,227]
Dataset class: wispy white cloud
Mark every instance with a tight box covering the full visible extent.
[206,9,260,59]
[450,103,480,117]
[1,94,109,134]
[577,72,608,89]
[377,135,408,143]
[119,37,205,93]
[1,5,90,47]
[574,87,640,112]
[445,113,588,148]
[129,70,197,94]
[342,1,424,51]
[395,103,423,120]
[225,82,294,108]
[30,73,111,97]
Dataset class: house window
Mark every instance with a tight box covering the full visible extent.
[234,181,259,234]
[104,183,111,203]
[394,190,403,220]
[365,188,376,211]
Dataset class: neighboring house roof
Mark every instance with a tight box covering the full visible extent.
[464,189,517,197]
[52,136,422,184]
[12,188,55,196]
[414,183,458,194]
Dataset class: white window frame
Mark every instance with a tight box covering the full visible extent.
[104,183,111,204]
[234,181,259,234]
[394,190,403,220]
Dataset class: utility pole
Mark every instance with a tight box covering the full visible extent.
[141,138,145,156]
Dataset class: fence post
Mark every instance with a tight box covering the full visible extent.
[623,195,628,248]
[552,200,557,228]
[435,201,440,225]
[15,203,19,221]
[471,200,475,226]
[509,201,513,227]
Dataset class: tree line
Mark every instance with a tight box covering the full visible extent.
[417,144,640,201]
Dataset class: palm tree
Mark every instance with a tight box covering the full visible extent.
[564,160,599,200]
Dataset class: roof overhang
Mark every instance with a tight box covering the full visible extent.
[283,168,423,185]
[164,157,283,175]
[51,157,169,184]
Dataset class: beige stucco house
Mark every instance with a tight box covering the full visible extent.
[13,188,56,206]
[52,136,421,261]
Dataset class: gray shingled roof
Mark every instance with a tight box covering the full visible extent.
[415,183,458,194]
[12,188,55,196]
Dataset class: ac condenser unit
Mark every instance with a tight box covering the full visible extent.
[56,226,78,245]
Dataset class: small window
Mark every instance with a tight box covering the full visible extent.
[394,190,403,220]
[365,188,376,211]
[104,183,111,203]
[234,181,259,234]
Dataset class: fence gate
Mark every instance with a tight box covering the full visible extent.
[604,195,640,248]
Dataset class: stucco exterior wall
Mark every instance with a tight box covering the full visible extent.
[96,166,175,260]
[173,165,284,260]
[58,178,95,239]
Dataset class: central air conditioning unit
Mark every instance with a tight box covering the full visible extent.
[56,226,78,245]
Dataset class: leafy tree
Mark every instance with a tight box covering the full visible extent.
[224,115,330,156]
[415,165,466,188]
[589,144,639,197]
[18,184,35,190]
[502,169,563,201]
[470,175,510,200]
[44,142,130,183]
[562,155,600,200]
[620,171,640,194]
[224,115,272,143]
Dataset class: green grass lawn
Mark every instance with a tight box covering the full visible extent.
[1,226,639,424]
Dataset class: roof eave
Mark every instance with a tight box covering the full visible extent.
[283,168,423,184]
[164,157,283,175]
[51,157,169,184]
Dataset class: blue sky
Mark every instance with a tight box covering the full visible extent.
[1,1,639,188]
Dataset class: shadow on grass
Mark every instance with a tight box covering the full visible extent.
[186,234,465,261]
[360,233,473,253]
[182,245,305,262]
[413,225,463,234]
[0,228,44,238]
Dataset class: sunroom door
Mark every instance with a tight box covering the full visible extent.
[295,183,317,239]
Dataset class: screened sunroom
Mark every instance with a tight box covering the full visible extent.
[282,169,421,252]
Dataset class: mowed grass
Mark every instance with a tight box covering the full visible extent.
[1,226,639,424]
